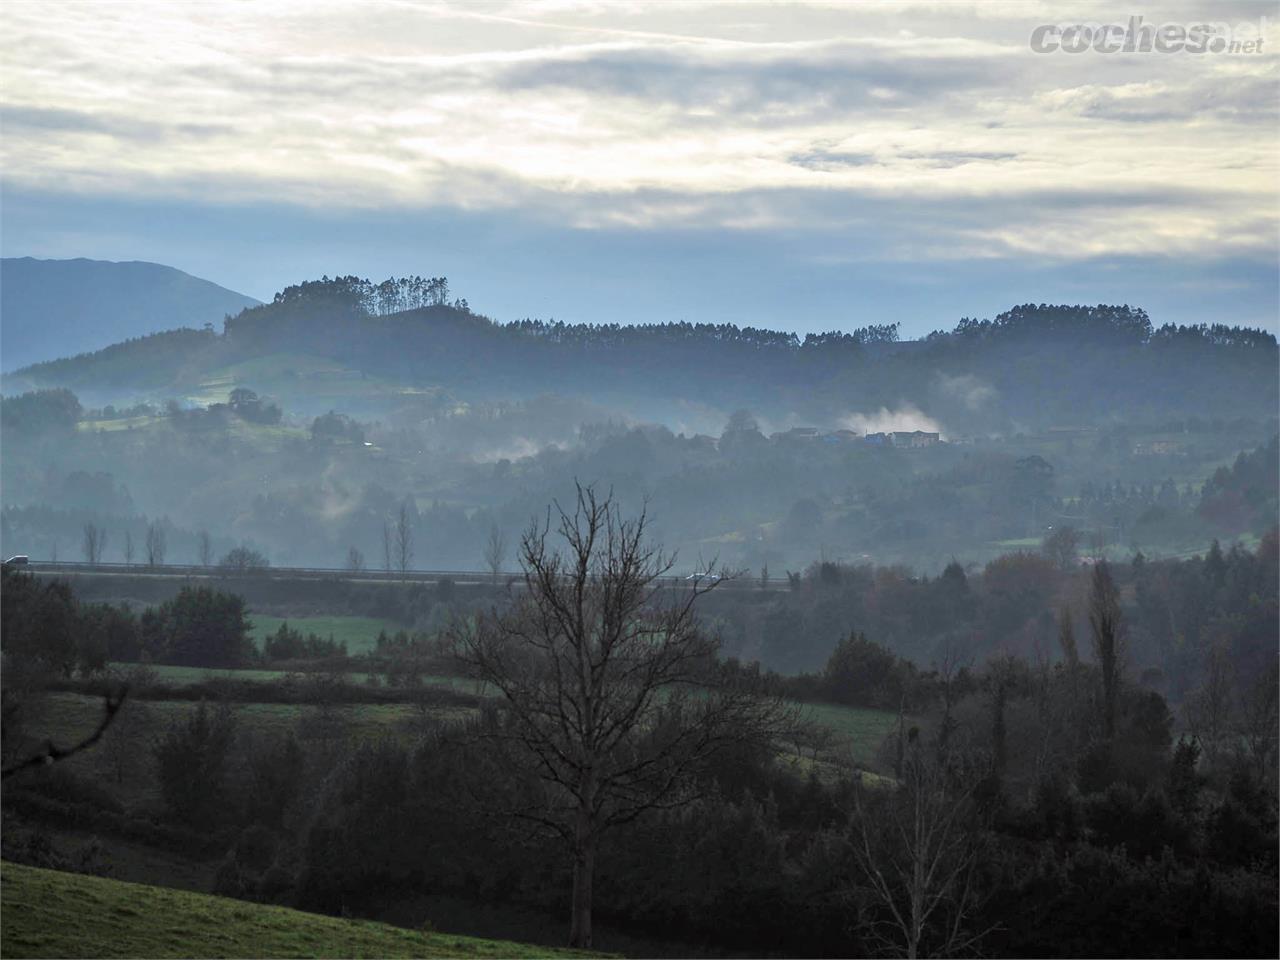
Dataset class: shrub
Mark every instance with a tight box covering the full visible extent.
[154,702,237,824]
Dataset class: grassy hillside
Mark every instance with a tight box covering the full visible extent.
[0,862,593,959]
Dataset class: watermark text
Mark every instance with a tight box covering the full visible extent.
[1030,16,1267,54]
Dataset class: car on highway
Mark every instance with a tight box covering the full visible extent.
[3,555,30,566]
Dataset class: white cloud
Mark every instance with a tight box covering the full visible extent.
[0,0,1275,263]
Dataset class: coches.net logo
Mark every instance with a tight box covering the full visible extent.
[1030,15,1267,54]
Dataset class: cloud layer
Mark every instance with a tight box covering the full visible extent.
[1,1,1275,328]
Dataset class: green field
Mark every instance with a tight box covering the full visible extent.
[40,692,463,743]
[248,615,402,655]
[24,692,473,811]
[794,702,899,765]
[0,862,591,959]
[187,352,418,409]
[108,662,480,696]
[101,660,892,761]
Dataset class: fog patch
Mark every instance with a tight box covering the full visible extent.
[839,404,945,437]
[935,373,998,412]
[469,437,571,463]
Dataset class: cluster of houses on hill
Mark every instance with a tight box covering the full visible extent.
[768,426,942,448]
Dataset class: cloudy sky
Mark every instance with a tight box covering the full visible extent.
[1,0,1276,336]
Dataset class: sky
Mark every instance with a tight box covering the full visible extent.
[1,0,1276,338]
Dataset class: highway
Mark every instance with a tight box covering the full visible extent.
[14,559,792,591]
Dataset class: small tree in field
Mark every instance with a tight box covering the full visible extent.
[82,523,106,564]
[395,501,414,577]
[449,485,788,949]
[381,517,393,573]
[197,530,214,567]
[220,546,268,574]
[483,523,506,581]
[145,521,166,567]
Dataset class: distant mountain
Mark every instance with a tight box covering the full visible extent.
[0,257,260,371]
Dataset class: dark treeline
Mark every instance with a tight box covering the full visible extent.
[700,531,1278,704]
[0,572,352,674]
[267,275,462,315]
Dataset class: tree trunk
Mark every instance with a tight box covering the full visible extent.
[568,813,596,949]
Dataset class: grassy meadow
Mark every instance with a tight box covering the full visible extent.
[248,615,401,656]
[0,862,593,959]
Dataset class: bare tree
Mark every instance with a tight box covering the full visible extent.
[483,524,507,581]
[448,485,787,949]
[851,742,990,959]
[1185,639,1235,767]
[395,500,414,577]
[1057,606,1078,670]
[346,546,365,572]
[145,521,167,567]
[986,654,1021,779]
[1087,560,1125,741]
[122,530,135,566]
[1236,660,1279,779]
[197,530,214,567]
[220,545,268,573]
[932,634,971,756]
[82,523,106,564]
[381,517,393,574]
[1056,606,1083,754]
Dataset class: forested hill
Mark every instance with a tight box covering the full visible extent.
[0,257,260,372]
[7,274,1277,432]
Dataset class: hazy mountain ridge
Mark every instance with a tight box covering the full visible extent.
[5,276,1276,436]
[0,257,260,372]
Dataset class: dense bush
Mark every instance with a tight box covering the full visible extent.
[141,586,254,667]
[262,622,345,661]
[153,702,237,825]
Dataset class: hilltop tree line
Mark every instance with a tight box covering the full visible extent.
[945,303,1275,349]
[9,276,1277,431]
[264,275,465,317]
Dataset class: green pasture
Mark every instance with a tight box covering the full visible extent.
[0,862,593,959]
[248,615,402,655]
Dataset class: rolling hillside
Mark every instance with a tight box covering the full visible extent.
[0,862,593,959]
